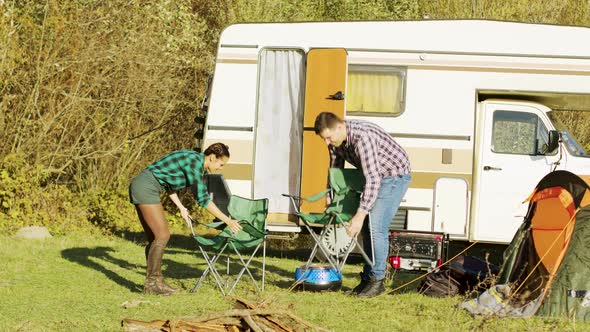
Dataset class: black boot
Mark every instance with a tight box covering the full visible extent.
[144,239,176,295]
[357,276,385,298]
[345,272,369,295]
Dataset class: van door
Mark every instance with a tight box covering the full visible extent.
[300,48,347,213]
[433,177,469,238]
[472,101,557,243]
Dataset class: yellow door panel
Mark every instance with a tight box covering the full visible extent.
[301,48,347,213]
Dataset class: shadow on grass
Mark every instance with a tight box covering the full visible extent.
[111,229,318,259]
[61,246,144,292]
[103,229,380,291]
[173,244,302,289]
[61,245,209,292]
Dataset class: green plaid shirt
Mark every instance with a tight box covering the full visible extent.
[147,149,211,207]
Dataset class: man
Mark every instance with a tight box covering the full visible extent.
[314,112,411,298]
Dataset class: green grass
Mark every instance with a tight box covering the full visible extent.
[1,231,589,332]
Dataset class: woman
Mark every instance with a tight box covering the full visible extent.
[129,143,242,295]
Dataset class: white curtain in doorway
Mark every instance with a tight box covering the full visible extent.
[253,50,305,214]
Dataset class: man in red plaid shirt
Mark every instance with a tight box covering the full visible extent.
[314,112,412,298]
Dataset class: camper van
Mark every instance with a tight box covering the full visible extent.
[197,20,590,245]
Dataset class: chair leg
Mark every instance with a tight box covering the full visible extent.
[332,223,341,268]
[208,252,230,295]
[301,219,340,272]
[304,241,319,269]
[193,244,229,296]
[302,225,323,269]
[192,248,211,292]
[227,242,262,295]
[339,236,357,271]
[193,247,225,295]
[339,235,374,271]
[338,216,375,271]
[262,239,266,292]
[305,222,336,269]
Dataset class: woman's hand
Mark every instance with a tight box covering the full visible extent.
[169,192,192,228]
[205,201,241,233]
[225,219,242,234]
[179,206,192,227]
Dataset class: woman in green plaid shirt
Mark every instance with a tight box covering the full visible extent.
[129,143,241,295]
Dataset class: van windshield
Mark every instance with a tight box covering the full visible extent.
[547,112,589,158]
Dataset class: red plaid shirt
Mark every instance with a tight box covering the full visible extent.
[329,120,411,212]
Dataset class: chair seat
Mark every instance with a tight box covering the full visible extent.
[296,211,353,225]
[194,225,265,251]
[295,212,331,224]
[194,235,224,249]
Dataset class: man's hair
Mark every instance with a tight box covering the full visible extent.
[314,112,343,135]
[203,142,230,158]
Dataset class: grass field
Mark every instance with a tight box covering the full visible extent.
[1,230,589,332]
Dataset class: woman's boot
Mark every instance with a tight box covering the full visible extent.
[144,239,177,295]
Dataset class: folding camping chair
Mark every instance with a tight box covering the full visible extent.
[284,168,374,274]
[189,176,269,296]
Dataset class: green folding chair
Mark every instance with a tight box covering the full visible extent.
[284,168,374,274]
[188,195,269,296]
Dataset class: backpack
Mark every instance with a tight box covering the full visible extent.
[419,268,461,297]
[418,254,499,297]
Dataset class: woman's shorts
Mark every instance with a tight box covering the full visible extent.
[129,169,164,204]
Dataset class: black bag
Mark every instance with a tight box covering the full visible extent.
[449,254,499,292]
[419,268,461,297]
[419,254,499,297]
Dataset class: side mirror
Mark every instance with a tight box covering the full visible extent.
[546,130,560,153]
[194,129,204,140]
[200,75,213,112]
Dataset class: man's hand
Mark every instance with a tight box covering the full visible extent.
[346,211,367,238]
[225,219,243,234]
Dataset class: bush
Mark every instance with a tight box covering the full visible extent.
[84,190,140,233]
[0,153,86,234]
[84,186,217,235]
[1,0,589,235]
[0,152,214,234]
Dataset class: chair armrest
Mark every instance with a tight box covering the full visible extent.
[187,217,227,237]
[212,220,267,238]
[283,189,329,203]
[282,193,301,199]
[205,221,226,228]
[239,220,267,237]
[349,187,362,194]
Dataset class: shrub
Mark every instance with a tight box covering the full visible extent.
[0,153,86,234]
[84,189,140,233]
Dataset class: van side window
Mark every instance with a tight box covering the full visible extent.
[491,110,549,155]
[346,65,406,116]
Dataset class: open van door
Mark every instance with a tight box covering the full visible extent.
[300,49,347,213]
[472,101,558,243]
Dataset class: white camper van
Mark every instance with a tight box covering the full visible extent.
[197,20,590,244]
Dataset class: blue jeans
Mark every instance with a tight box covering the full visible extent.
[362,174,411,281]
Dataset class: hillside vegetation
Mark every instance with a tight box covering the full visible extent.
[1,0,589,233]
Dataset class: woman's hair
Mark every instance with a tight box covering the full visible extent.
[204,142,230,158]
